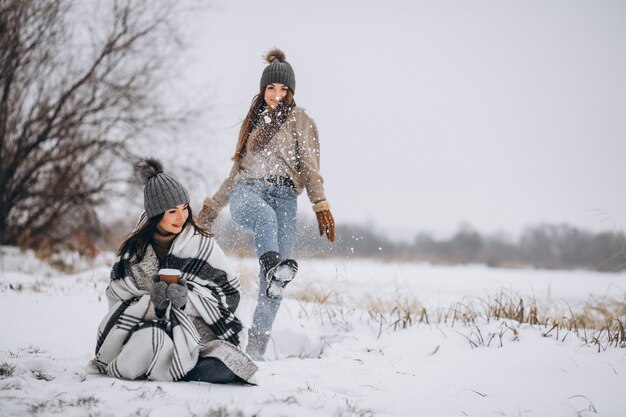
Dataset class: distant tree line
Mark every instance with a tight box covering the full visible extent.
[213,218,626,272]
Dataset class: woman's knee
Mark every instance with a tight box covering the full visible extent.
[233,201,277,230]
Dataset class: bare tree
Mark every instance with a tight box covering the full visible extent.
[0,0,184,251]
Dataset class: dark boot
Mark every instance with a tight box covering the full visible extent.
[259,251,282,276]
[259,252,298,299]
[266,259,298,298]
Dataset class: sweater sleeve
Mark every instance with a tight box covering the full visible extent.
[295,110,327,204]
[210,162,240,211]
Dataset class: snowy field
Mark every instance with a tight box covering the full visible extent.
[1,246,626,417]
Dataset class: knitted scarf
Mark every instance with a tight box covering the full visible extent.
[247,102,294,153]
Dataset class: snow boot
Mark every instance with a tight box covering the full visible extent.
[246,330,270,361]
[265,258,298,299]
[259,251,281,277]
[259,251,298,299]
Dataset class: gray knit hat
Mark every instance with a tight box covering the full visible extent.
[134,158,189,218]
[260,48,296,93]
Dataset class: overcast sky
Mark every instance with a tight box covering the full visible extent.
[167,0,626,239]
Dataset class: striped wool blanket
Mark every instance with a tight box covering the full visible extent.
[87,225,253,382]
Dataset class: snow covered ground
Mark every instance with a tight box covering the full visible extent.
[1,246,625,417]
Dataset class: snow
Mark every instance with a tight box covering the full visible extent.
[1,248,626,416]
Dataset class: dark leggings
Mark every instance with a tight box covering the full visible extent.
[181,357,243,384]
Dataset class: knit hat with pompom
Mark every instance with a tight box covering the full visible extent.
[134,158,189,218]
[260,48,296,93]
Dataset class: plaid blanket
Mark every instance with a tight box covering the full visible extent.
[87,225,247,381]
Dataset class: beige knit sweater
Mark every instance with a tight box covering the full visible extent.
[206,106,326,212]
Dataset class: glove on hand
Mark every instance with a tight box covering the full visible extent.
[197,197,219,231]
[313,201,335,242]
[167,278,188,310]
[151,274,168,318]
[316,210,335,242]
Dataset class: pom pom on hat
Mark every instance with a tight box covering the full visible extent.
[134,158,164,184]
[265,48,286,63]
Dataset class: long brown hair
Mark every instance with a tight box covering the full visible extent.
[232,86,295,163]
[116,206,210,268]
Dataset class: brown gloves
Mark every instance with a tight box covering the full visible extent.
[197,197,220,232]
[313,200,335,242]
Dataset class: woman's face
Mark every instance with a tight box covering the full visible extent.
[157,203,189,234]
[264,83,288,109]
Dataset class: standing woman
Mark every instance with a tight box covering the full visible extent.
[88,158,257,384]
[198,49,335,360]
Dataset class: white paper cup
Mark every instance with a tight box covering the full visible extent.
[158,268,181,284]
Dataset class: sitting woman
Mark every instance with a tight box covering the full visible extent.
[87,158,257,384]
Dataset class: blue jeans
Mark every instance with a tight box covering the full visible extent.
[230,180,297,342]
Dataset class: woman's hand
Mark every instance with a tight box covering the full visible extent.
[313,200,335,242]
[316,210,335,242]
[151,275,188,317]
[151,274,168,318]
[167,278,188,310]
[197,197,219,231]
